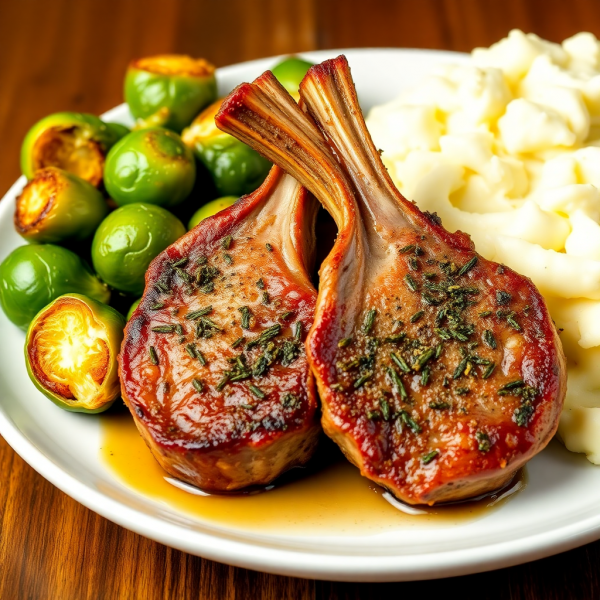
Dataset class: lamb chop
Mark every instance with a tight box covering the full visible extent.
[119,166,321,492]
[215,56,567,505]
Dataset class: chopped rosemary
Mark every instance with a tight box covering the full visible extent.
[458,256,478,276]
[422,450,439,464]
[338,337,352,348]
[216,373,231,391]
[380,398,391,421]
[231,337,245,349]
[192,379,204,393]
[482,363,496,379]
[282,392,299,408]
[476,431,491,452]
[265,243,273,251]
[496,290,512,305]
[249,384,265,399]
[384,333,405,344]
[408,257,419,271]
[483,329,497,349]
[507,313,522,331]
[171,257,189,268]
[185,343,197,358]
[399,244,415,253]
[262,291,270,304]
[390,352,410,373]
[330,383,343,392]
[152,325,176,333]
[221,235,232,250]
[223,253,233,265]
[246,324,281,350]
[453,356,469,379]
[455,387,469,395]
[413,348,435,371]
[238,306,252,329]
[405,273,418,292]
[185,306,213,320]
[256,278,265,289]
[294,322,302,341]
[410,310,424,323]
[279,310,295,321]
[429,401,450,410]
[399,410,422,433]
[514,403,535,427]
[421,367,431,386]
[498,380,525,394]
[196,350,207,366]
[354,372,373,389]
[479,310,492,317]
[150,302,165,310]
[387,366,407,399]
[149,346,158,365]
[363,309,377,334]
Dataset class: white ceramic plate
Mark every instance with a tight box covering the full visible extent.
[1,49,600,583]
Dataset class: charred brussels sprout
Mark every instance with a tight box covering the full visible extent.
[25,294,125,413]
[14,167,108,244]
[92,203,186,296]
[182,100,271,197]
[271,56,314,99]
[21,112,121,187]
[125,54,217,133]
[188,196,236,230]
[0,244,110,330]
[104,128,196,208]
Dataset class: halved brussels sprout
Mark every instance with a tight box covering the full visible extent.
[0,244,110,330]
[14,167,108,243]
[21,112,122,187]
[125,54,217,133]
[182,100,271,197]
[188,196,237,230]
[271,56,314,100]
[25,294,125,413]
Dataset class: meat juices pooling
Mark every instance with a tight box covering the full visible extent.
[119,166,321,492]
[216,56,567,505]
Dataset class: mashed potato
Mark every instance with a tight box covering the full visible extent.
[366,30,600,465]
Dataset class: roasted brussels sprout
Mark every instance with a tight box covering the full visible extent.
[105,122,131,140]
[127,298,141,320]
[21,112,122,187]
[0,244,110,330]
[271,56,314,99]
[125,54,217,133]
[104,127,196,208]
[182,100,271,197]
[14,167,108,244]
[25,294,125,413]
[91,203,186,296]
[188,195,236,229]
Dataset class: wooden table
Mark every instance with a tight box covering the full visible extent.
[1,1,599,597]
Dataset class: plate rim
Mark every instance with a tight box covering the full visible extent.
[1,47,599,582]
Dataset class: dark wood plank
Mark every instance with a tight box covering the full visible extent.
[1,1,600,598]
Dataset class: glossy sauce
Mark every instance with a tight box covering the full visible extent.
[100,411,527,535]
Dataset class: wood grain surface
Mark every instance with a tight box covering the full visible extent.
[1,1,600,598]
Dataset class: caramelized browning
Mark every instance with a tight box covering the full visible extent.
[28,297,110,403]
[33,127,104,187]
[216,57,566,504]
[119,167,321,491]
[132,55,215,78]
[15,169,61,231]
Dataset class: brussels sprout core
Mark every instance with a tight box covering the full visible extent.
[26,295,123,411]
[32,126,105,187]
